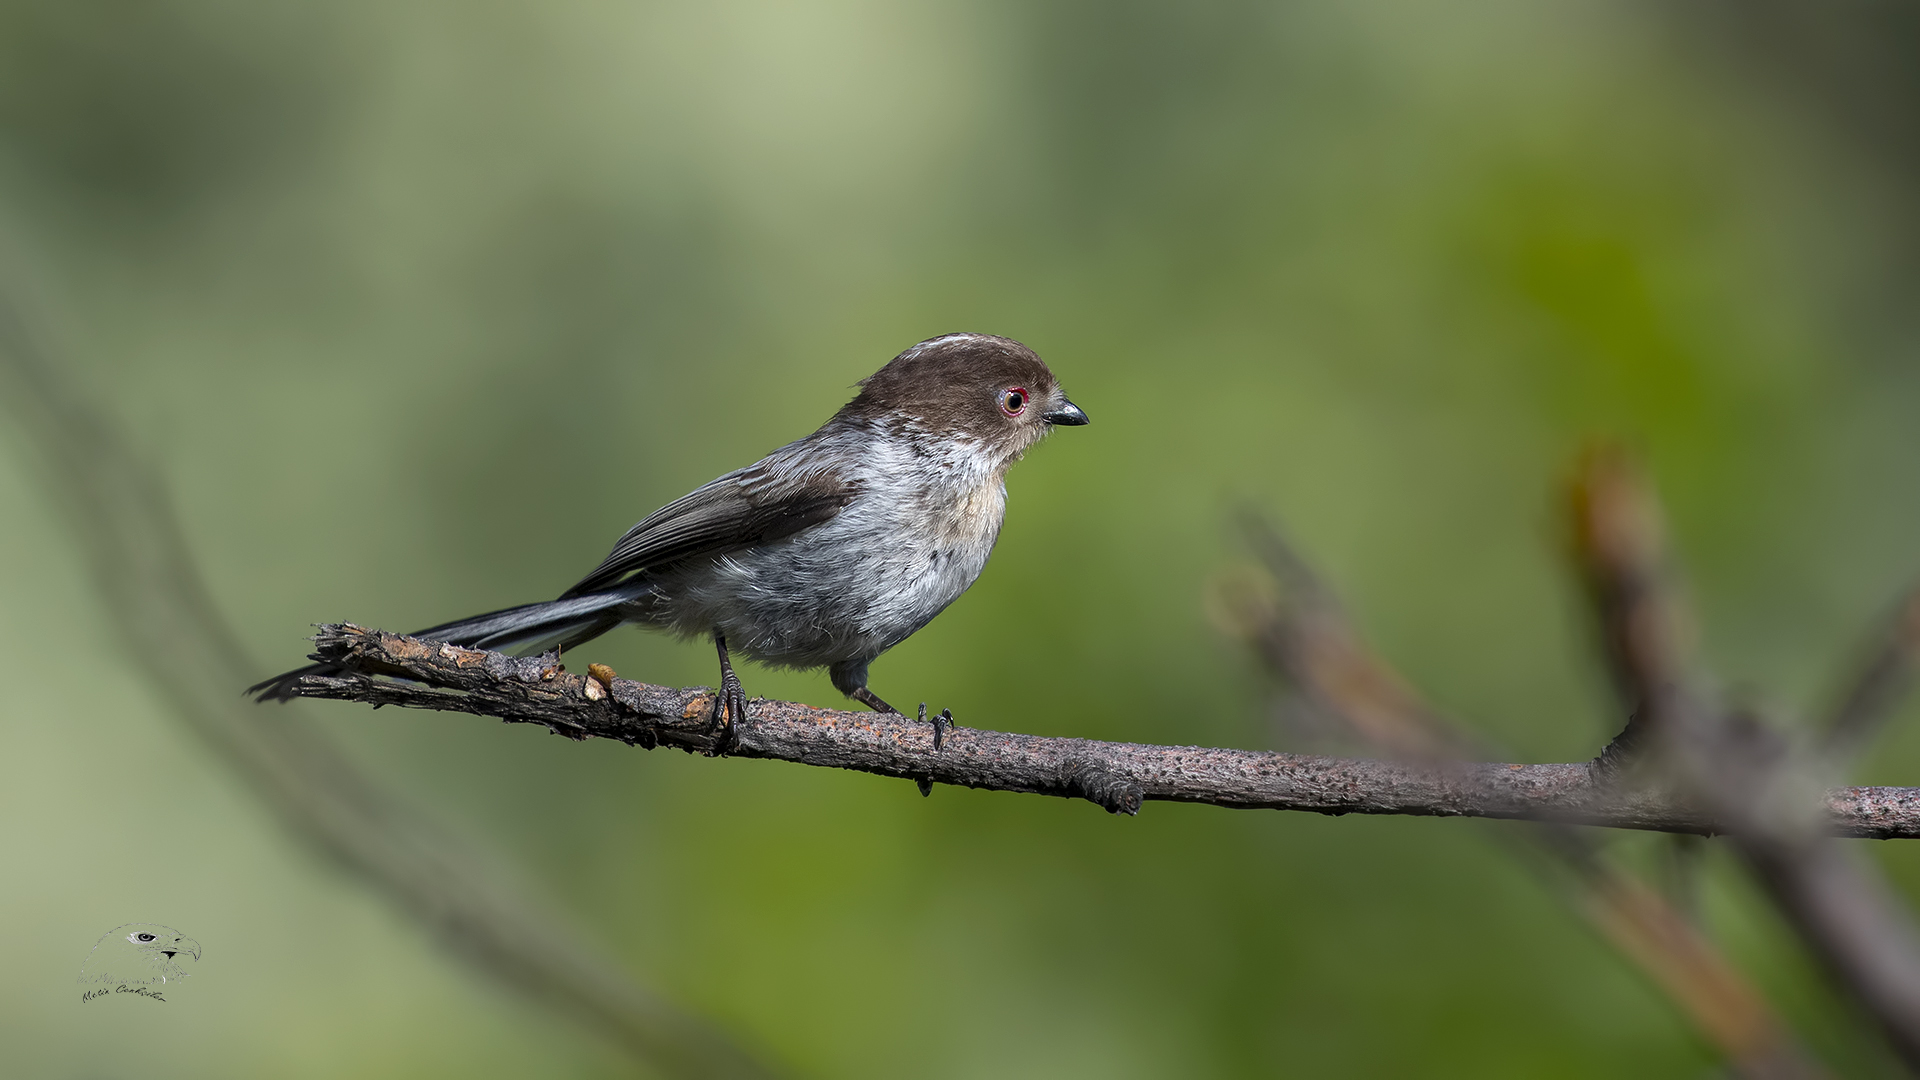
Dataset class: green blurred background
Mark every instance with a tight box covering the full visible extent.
[5,0,1920,1075]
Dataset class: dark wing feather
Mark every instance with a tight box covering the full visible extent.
[560,460,857,598]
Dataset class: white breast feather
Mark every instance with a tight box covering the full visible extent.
[651,426,1008,669]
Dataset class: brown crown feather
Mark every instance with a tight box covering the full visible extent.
[838,333,1060,440]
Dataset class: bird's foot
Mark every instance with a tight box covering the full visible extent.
[911,703,953,798]
[705,668,748,756]
[706,633,748,755]
[917,702,953,752]
[849,689,948,793]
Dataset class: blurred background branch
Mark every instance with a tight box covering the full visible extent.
[1214,448,1920,1073]
[0,255,776,1080]
[1217,513,1823,1079]
[1567,451,1920,1070]
[1822,588,1920,764]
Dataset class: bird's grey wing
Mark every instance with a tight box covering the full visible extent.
[560,458,857,598]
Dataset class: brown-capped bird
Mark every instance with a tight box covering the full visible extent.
[252,332,1088,741]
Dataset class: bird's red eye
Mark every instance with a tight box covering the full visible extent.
[1001,387,1028,416]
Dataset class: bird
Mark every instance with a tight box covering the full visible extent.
[251,332,1089,743]
[77,924,202,985]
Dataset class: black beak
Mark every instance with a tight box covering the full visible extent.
[1043,397,1089,426]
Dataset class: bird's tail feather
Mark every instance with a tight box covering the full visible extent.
[248,584,652,702]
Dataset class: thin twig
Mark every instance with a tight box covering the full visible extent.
[279,624,1920,840]
[1823,587,1920,764]
[0,261,776,1080]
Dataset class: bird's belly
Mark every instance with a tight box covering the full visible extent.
[651,478,1004,668]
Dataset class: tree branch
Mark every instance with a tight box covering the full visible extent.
[279,625,1920,840]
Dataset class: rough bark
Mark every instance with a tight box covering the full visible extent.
[279,625,1920,840]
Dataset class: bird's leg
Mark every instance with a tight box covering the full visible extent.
[833,662,951,763]
[848,685,899,714]
[708,633,748,754]
[847,682,954,751]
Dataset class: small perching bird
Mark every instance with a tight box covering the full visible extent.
[78,924,202,985]
[252,332,1089,741]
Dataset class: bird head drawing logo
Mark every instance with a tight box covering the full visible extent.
[77,924,202,987]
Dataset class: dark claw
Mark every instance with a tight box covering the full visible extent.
[708,632,748,756]
[707,676,747,756]
[918,702,951,751]
[916,776,933,797]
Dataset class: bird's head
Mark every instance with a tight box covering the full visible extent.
[844,332,1089,468]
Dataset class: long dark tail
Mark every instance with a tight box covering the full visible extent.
[248,583,653,702]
